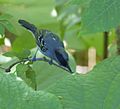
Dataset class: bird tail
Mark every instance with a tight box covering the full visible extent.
[18,19,38,36]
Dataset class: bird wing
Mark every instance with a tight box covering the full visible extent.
[54,48,72,73]
[55,48,68,66]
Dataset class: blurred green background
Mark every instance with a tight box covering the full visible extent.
[0,1,120,108]
[0,0,119,81]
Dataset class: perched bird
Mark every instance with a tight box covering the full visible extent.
[18,19,73,73]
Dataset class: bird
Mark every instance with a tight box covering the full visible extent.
[18,19,73,73]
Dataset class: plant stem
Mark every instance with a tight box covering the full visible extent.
[1,57,73,73]
[103,31,109,59]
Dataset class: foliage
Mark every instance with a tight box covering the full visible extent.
[0,71,62,109]
[1,56,120,109]
[0,0,120,109]
[8,53,75,90]
[0,14,15,35]
[0,0,57,52]
[81,0,120,34]
[55,0,116,57]
[47,56,120,109]
[3,49,31,59]
[0,0,118,57]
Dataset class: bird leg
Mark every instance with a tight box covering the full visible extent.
[43,57,53,65]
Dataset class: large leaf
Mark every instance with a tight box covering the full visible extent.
[2,20,16,34]
[16,64,37,89]
[12,33,35,52]
[32,61,68,90]
[68,0,91,7]
[47,56,120,109]
[0,14,16,34]
[81,0,120,34]
[0,24,5,36]
[3,49,31,59]
[13,50,76,90]
[0,71,62,109]
[0,14,13,20]
[31,53,76,90]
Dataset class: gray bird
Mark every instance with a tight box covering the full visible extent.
[18,19,73,73]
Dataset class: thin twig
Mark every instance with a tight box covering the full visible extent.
[5,59,28,72]
[0,57,73,73]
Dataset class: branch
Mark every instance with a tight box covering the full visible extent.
[0,57,73,73]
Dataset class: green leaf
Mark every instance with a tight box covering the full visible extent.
[2,20,16,34]
[16,64,36,89]
[12,33,35,52]
[55,0,67,6]
[3,49,31,59]
[0,71,62,109]
[32,53,76,90]
[81,0,120,34]
[2,51,16,57]
[0,14,13,20]
[67,0,91,6]
[0,0,59,51]
[32,61,69,90]
[16,64,29,79]
[17,49,31,59]
[25,66,37,89]
[47,56,120,109]
[0,24,5,36]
